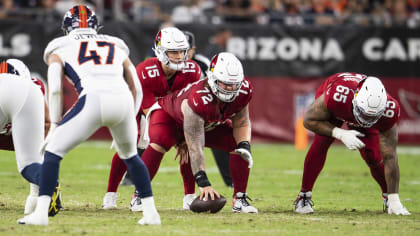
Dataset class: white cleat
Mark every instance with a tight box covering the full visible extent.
[102,192,119,210]
[24,195,38,214]
[182,194,196,210]
[138,212,161,225]
[17,212,48,226]
[232,192,258,213]
[130,191,143,212]
[295,191,314,214]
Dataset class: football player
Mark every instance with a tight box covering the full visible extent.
[294,72,410,216]
[141,52,258,213]
[184,30,233,188]
[102,27,203,212]
[18,5,160,226]
[0,59,59,215]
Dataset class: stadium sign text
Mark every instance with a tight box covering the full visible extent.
[0,33,31,57]
[228,37,344,61]
[228,37,420,62]
[363,38,420,61]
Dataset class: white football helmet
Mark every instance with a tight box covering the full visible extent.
[207,52,244,103]
[6,59,31,80]
[352,76,387,128]
[153,27,189,71]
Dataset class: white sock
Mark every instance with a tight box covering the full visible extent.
[35,195,52,216]
[141,196,157,214]
[29,183,39,196]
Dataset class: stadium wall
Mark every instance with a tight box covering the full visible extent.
[1,21,419,143]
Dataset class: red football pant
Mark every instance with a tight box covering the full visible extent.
[301,131,387,194]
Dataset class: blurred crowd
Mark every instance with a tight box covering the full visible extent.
[2,0,420,27]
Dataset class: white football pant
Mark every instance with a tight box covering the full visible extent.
[0,75,44,172]
[45,90,138,159]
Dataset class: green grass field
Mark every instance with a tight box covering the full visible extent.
[0,142,419,235]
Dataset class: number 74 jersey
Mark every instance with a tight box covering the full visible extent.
[321,72,400,132]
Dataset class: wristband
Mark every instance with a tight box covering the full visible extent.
[237,141,251,152]
[194,170,211,187]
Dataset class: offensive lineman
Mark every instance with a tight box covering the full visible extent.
[18,5,160,225]
[141,52,258,213]
[294,72,410,216]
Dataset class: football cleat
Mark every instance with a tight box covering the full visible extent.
[295,191,314,214]
[382,193,388,212]
[18,212,48,226]
[182,194,196,210]
[232,192,258,213]
[130,190,143,212]
[48,185,63,217]
[102,192,119,210]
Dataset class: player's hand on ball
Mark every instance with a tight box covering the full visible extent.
[199,186,220,201]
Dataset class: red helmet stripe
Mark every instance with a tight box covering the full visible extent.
[0,62,5,73]
[79,5,88,28]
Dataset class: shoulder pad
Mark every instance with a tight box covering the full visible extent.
[109,36,129,56]
[43,36,66,64]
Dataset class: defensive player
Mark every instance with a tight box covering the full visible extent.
[294,72,410,216]
[183,30,233,188]
[18,5,160,226]
[102,27,203,211]
[0,59,58,215]
[142,52,258,213]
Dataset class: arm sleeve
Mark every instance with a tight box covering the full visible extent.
[47,62,63,124]
[127,62,142,114]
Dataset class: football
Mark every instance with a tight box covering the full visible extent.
[189,195,227,213]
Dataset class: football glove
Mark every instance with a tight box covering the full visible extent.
[332,127,365,150]
[235,141,253,168]
[388,193,411,216]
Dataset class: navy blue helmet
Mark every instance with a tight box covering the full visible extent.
[61,5,99,34]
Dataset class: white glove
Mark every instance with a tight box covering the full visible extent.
[235,141,253,168]
[388,193,411,215]
[332,127,365,150]
[40,123,57,154]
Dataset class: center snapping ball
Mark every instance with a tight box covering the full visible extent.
[189,195,226,213]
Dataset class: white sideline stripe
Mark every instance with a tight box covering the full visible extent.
[159,166,219,173]
[407,180,420,185]
[397,147,420,155]
[91,164,220,173]
[283,170,302,175]
[0,172,15,176]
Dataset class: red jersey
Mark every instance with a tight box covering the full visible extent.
[136,57,201,110]
[159,78,253,131]
[321,72,400,132]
